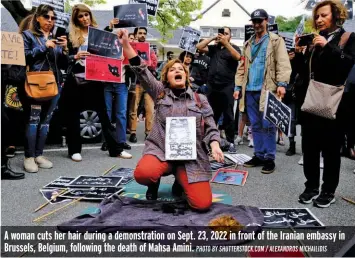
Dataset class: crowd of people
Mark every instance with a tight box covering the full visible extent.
[1,0,354,210]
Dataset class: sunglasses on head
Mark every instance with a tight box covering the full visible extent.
[42,14,56,21]
[78,13,90,19]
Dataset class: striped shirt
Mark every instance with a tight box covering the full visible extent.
[246,34,270,91]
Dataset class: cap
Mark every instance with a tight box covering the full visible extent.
[250,9,268,20]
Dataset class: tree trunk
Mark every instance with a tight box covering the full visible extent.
[2,1,36,25]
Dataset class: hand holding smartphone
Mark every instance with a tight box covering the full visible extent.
[297,33,315,46]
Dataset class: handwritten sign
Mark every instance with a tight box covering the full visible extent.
[106,168,134,185]
[68,175,123,188]
[263,91,291,137]
[42,176,75,189]
[129,0,160,16]
[1,32,26,66]
[88,27,122,59]
[260,208,325,228]
[178,27,201,54]
[165,117,197,160]
[113,4,148,28]
[60,187,124,200]
[85,55,123,83]
[224,154,252,165]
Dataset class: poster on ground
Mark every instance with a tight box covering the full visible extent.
[87,27,122,59]
[1,32,26,66]
[123,42,151,65]
[113,4,148,28]
[263,91,291,137]
[178,26,201,54]
[85,55,123,83]
[129,0,159,16]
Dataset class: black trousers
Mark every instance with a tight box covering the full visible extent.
[207,83,235,143]
[302,121,343,193]
[63,77,123,157]
[1,108,10,167]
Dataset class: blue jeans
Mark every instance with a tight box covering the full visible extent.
[104,83,128,144]
[24,88,61,158]
[246,91,277,161]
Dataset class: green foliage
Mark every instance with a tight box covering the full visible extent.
[64,0,107,13]
[150,0,203,43]
[304,18,316,33]
[276,15,303,32]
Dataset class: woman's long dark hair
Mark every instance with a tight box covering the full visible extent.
[29,4,55,36]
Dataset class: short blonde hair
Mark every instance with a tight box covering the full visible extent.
[312,0,348,29]
[160,59,191,88]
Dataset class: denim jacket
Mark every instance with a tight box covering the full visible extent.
[22,30,68,84]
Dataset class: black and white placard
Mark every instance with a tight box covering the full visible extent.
[106,168,134,185]
[283,37,294,51]
[178,27,201,54]
[113,4,148,28]
[260,208,325,228]
[60,187,124,200]
[263,91,291,137]
[68,176,123,188]
[268,15,276,25]
[43,176,75,189]
[129,0,159,16]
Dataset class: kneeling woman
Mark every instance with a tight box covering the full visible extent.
[118,29,224,211]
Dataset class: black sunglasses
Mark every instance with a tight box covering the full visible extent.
[42,14,57,21]
[252,19,265,24]
[78,13,90,19]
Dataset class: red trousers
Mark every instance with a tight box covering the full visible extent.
[134,155,212,211]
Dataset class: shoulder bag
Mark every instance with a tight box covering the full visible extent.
[301,32,351,120]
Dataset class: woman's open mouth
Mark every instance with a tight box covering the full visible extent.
[175,74,183,82]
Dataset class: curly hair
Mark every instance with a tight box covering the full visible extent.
[160,59,191,88]
[69,4,98,48]
[312,0,348,29]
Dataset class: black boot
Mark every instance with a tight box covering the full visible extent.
[172,179,184,197]
[1,164,25,180]
[146,178,160,200]
[286,142,296,156]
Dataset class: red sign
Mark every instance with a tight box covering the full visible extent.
[85,55,123,83]
[123,42,150,65]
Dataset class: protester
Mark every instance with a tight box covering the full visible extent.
[64,4,132,161]
[21,4,68,172]
[293,0,355,208]
[118,29,224,210]
[196,26,241,153]
[191,44,210,94]
[128,27,158,143]
[178,51,197,90]
[157,51,174,79]
[235,9,291,174]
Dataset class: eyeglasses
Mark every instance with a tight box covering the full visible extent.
[78,13,90,19]
[42,14,57,21]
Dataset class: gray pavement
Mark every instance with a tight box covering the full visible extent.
[1,122,355,228]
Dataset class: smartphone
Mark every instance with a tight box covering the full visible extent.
[298,33,314,46]
[54,27,67,40]
[218,28,224,34]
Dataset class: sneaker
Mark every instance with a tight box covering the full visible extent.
[35,156,53,169]
[5,147,16,158]
[220,130,226,139]
[235,136,244,145]
[228,143,237,154]
[71,153,82,162]
[298,188,319,204]
[298,156,304,166]
[261,160,275,174]
[313,192,335,208]
[122,142,131,150]
[24,158,39,173]
[118,151,132,159]
[248,139,254,148]
[244,156,264,168]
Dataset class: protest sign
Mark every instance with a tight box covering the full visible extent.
[244,24,279,42]
[263,91,291,136]
[345,0,353,19]
[283,37,294,51]
[123,42,151,65]
[178,26,201,54]
[1,32,26,66]
[268,15,276,24]
[60,187,124,200]
[129,0,159,16]
[87,27,122,59]
[113,4,148,28]
[68,175,123,188]
[85,55,123,83]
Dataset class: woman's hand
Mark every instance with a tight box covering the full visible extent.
[210,141,224,163]
[46,39,56,48]
[56,36,68,48]
[109,18,119,29]
[313,35,327,48]
[74,51,90,60]
[117,29,130,46]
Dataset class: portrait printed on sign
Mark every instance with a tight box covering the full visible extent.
[129,0,160,16]
[165,117,197,160]
[113,4,148,28]
[178,27,201,54]
[87,27,123,59]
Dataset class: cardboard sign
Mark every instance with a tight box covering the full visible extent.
[260,208,325,228]
[244,24,279,42]
[113,4,148,28]
[85,55,123,83]
[129,0,160,16]
[68,175,123,188]
[178,26,201,54]
[123,42,150,65]
[1,32,26,66]
[263,91,291,137]
[87,27,122,59]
